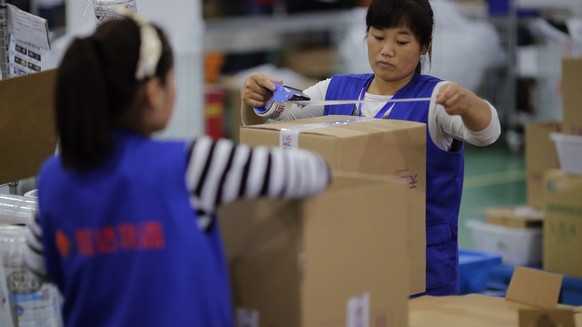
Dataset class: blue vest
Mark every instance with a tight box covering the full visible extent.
[325,74,464,295]
[38,130,233,326]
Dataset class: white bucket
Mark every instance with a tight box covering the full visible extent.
[466,219,542,266]
[550,132,582,175]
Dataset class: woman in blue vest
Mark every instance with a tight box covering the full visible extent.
[241,0,501,296]
[23,12,332,327]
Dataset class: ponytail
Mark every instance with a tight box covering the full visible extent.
[55,37,113,171]
[54,17,173,172]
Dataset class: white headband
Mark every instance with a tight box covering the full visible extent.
[115,7,162,80]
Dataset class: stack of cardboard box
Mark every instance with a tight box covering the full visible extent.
[542,57,582,280]
[513,56,582,280]
[462,117,554,266]
[219,115,427,326]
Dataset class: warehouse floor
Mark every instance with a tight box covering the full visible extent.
[459,140,526,249]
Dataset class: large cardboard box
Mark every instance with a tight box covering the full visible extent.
[410,267,580,327]
[543,169,582,278]
[525,121,561,209]
[240,115,426,294]
[0,70,58,185]
[219,173,410,327]
[562,57,582,135]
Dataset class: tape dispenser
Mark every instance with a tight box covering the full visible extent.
[253,83,310,120]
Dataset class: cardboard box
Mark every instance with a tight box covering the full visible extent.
[0,70,58,185]
[219,173,410,327]
[240,115,426,295]
[410,294,580,327]
[410,267,580,327]
[485,206,544,228]
[525,121,561,209]
[217,76,242,143]
[562,57,582,135]
[543,169,582,278]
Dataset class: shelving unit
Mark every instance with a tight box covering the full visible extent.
[0,0,8,79]
[203,9,354,54]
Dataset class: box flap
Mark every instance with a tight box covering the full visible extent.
[506,266,562,308]
[0,70,58,184]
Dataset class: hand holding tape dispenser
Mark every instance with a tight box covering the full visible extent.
[253,84,311,120]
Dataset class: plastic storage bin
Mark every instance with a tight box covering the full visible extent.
[550,132,582,175]
[459,249,502,294]
[466,219,542,266]
[561,276,582,306]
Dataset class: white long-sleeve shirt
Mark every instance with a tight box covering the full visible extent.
[280,79,501,151]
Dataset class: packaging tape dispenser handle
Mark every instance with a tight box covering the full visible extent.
[253,83,310,118]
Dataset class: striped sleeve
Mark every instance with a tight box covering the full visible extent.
[185,136,332,230]
[24,213,48,279]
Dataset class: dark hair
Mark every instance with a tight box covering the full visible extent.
[55,17,174,171]
[365,0,433,74]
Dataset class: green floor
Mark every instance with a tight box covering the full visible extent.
[459,140,526,249]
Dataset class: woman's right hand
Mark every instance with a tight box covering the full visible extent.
[241,73,284,109]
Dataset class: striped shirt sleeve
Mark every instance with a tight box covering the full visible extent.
[24,213,48,279]
[185,136,332,230]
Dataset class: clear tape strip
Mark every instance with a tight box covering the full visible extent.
[279,117,374,150]
[292,97,432,107]
[241,97,431,127]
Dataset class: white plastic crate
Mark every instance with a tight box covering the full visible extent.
[550,132,582,175]
[466,219,542,266]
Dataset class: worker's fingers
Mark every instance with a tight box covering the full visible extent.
[258,74,284,92]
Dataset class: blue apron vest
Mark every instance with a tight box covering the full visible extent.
[38,130,233,326]
[325,74,464,295]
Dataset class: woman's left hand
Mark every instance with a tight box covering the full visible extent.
[435,82,474,116]
[436,82,493,132]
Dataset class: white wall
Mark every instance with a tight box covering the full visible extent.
[64,0,205,139]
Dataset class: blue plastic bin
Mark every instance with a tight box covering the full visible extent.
[561,276,582,306]
[459,249,503,294]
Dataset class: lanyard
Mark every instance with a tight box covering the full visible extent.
[356,76,374,117]
[355,76,402,119]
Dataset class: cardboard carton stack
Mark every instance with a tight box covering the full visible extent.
[239,115,427,295]
[463,120,553,266]
[543,169,582,279]
[542,57,582,279]
[525,121,561,210]
[219,115,427,326]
